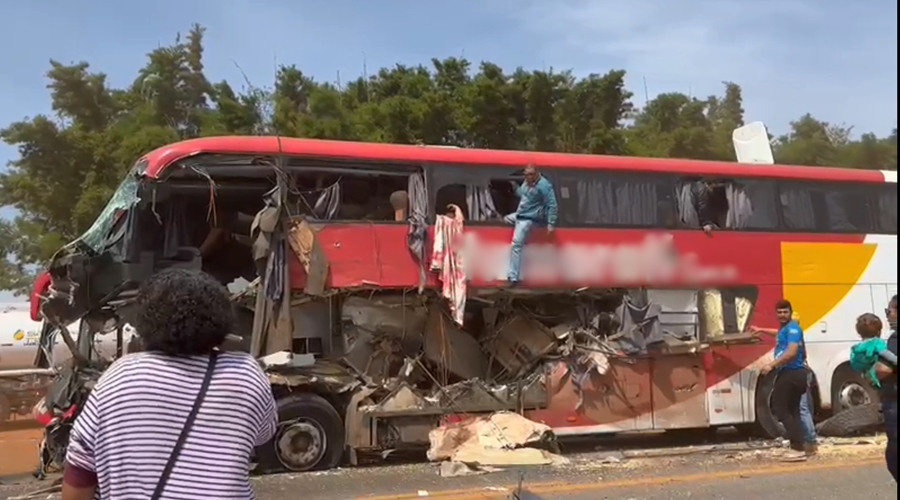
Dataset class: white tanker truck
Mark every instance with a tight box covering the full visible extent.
[0,304,134,422]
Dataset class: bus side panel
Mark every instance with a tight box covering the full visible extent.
[526,360,653,435]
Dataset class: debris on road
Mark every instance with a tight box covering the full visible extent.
[427,411,568,471]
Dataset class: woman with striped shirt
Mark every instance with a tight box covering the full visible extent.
[62,268,277,500]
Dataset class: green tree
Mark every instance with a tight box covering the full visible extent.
[0,24,896,293]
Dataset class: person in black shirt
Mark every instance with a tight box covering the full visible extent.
[877,294,898,482]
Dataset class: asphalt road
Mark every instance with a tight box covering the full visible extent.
[0,436,893,499]
[245,440,893,500]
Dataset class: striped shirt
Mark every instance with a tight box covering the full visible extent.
[66,351,277,499]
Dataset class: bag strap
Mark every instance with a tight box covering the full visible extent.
[150,351,219,500]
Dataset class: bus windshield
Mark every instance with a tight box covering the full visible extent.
[77,172,140,253]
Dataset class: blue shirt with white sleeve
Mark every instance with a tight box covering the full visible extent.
[774,320,806,371]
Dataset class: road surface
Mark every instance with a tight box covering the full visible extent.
[1,432,893,499]
[246,444,893,500]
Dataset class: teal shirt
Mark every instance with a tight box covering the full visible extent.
[851,337,891,387]
[514,176,558,226]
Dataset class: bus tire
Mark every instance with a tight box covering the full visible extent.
[748,371,784,439]
[830,364,880,414]
[256,392,345,474]
[816,402,883,437]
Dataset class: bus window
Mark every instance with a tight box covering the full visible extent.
[555,170,677,228]
[432,166,518,223]
[875,185,897,234]
[779,182,875,233]
[728,179,779,230]
[292,169,411,222]
[822,186,874,233]
[779,184,817,231]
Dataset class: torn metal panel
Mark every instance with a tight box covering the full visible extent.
[249,188,294,357]
[341,329,404,384]
[483,315,556,378]
[605,300,666,355]
[650,355,708,429]
[423,307,489,382]
[290,298,332,356]
[341,296,427,339]
[647,289,700,341]
[259,350,315,369]
[264,359,362,393]
[380,416,435,447]
[430,374,547,411]
[374,383,425,413]
[287,218,330,296]
[340,296,427,383]
[366,372,547,418]
[543,359,653,429]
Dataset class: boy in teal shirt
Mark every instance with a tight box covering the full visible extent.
[850,313,897,387]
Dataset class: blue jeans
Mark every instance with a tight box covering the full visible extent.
[504,214,534,282]
[799,391,817,444]
[884,399,897,482]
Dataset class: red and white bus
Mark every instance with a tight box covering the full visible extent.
[30,136,897,472]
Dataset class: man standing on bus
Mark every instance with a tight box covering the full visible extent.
[758,299,810,461]
[876,295,897,481]
[504,164,558,285]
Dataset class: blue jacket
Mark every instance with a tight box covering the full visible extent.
[514,176,558,226]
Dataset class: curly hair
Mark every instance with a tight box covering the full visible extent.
[134,268,234,356]
[855,312,883,339]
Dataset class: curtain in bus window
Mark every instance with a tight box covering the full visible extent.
[576,179,616,224]
[465,184,501,222]
[407,171,427,293]
[780,188,817,230]
[162,202,191,259]
[676,183,700,228]
[312,182,340,220]
[878,188,897,234]
[823,191,858,231]
[614,182,658,226]
[729,181,778,230]
[724,185,753,229]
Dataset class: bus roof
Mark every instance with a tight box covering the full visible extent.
[141,135,887,183]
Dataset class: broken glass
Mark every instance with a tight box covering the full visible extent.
[78,172,141,252]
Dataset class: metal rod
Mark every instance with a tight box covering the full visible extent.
[0,368,57,378]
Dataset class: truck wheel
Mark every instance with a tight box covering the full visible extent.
[256,393,345,473]
[816,403,883,437]
[831,365,880,414]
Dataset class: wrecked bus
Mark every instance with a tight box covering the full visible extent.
[29,136,897,473]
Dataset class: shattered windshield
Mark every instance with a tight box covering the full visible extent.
[77,171,141,252]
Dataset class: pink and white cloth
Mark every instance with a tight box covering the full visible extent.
[430,205,466,325]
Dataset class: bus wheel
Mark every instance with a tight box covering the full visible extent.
[831,365,880,414]
[745,371,784,439]
[257,393,345,473]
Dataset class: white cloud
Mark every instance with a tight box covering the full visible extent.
[494,0,897,135]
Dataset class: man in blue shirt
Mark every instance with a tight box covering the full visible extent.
[875,295,897,482]
[504,164,558,284]
[759,299,810,461]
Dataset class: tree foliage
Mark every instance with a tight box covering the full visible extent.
[1,24,896,293]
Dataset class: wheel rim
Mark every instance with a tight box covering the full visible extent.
[838,382,872,409]
[275,419,327,472]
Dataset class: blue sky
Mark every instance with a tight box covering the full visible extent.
[0,0,897,301]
